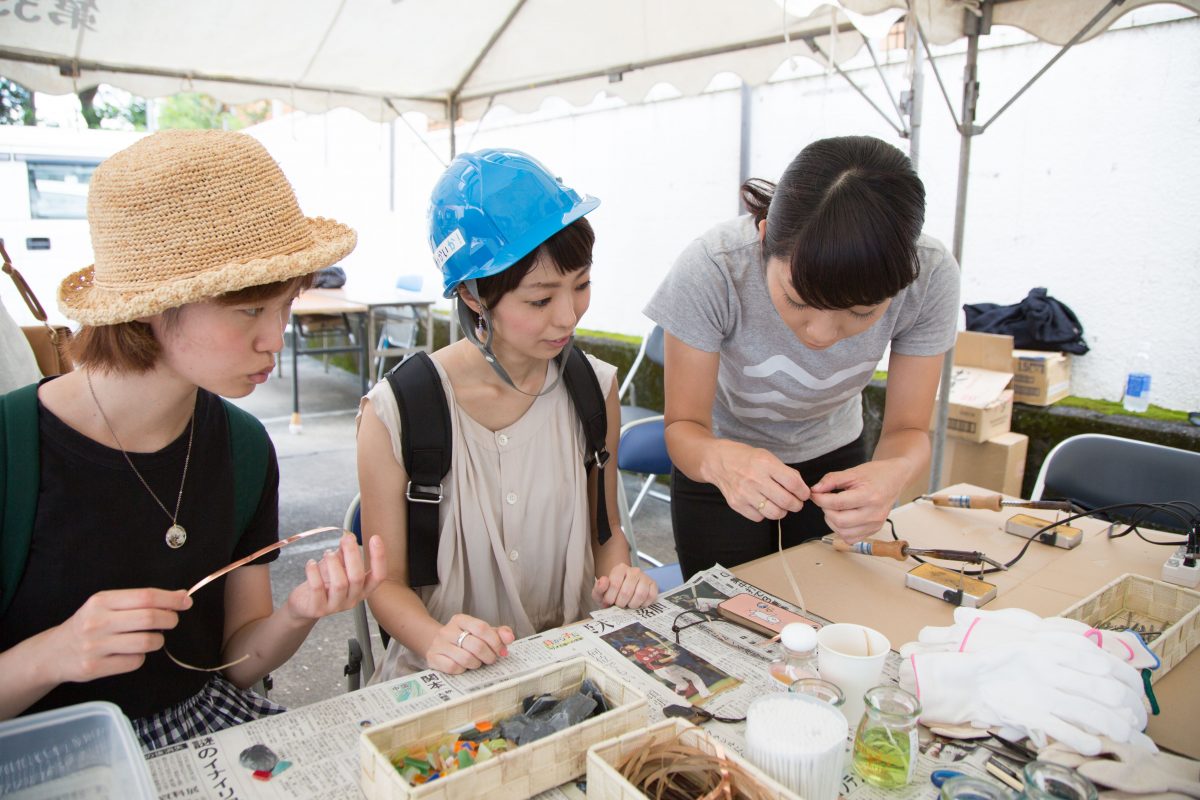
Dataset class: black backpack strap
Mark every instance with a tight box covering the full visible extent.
[560,346,612,545]
[1,384,41,616]
[384,352,451,587]
[222,399,271,536]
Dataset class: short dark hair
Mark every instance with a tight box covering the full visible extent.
[70,272,316,373]
[472,216,595,310]
[741,136,925,310]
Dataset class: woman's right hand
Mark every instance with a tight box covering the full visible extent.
[425,614,516,675]
[50,588,192,684]
[709,440,810,521]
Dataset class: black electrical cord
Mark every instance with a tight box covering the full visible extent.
[886,499,1198,577]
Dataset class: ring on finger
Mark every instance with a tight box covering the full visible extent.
[756,499,767,511]
[455,630,471,648]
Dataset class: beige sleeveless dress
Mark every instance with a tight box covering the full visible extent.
[362,353,617,680]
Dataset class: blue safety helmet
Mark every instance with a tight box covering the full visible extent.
[429,148,600,298]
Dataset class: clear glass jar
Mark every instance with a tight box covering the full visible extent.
[940,775,1014,800]
[788,677,844,708]
[851,685,921,789]
[768,623,818,686]
[1019,762,1097,800]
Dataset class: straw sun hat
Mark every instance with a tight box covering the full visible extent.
[59,129,356,326]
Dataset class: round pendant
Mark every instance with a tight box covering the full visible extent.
[165,524,188,549]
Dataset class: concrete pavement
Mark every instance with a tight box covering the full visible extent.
[229,349,676,708]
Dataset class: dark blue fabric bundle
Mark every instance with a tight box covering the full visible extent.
[964,287,1089,355]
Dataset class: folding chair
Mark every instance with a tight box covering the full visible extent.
[618,324,665,427]
[343,493,383,689]
[1031,433,1200,532]
[616,415,672,569]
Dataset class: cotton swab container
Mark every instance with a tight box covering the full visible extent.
[745,694,847,800]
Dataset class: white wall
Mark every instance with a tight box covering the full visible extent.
[250,15,1200,410]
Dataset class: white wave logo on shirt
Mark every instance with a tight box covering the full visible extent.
[728,356,876,421]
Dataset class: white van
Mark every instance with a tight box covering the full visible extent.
[0,126,145,325]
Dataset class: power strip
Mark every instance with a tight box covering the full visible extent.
[1162,545,1200,589]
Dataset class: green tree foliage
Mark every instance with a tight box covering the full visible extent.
[0,78,36,125]
[157,93,270,131]
[78,85,147,130]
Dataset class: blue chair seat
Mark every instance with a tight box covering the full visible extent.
[646,563,685,593]
[617,418,672,475]
[620,404,660,428]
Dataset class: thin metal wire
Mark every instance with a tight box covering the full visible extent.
[165,526,343,672]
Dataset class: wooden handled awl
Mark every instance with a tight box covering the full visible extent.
[824,535,1008,570]
[919,493,1073,512]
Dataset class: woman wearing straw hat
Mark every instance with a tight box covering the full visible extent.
[358,148,657,680]
[0,130,386,749]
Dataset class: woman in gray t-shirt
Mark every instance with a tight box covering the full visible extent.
[644,136,960,578]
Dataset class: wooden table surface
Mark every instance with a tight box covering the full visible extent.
[734,483,1199,757]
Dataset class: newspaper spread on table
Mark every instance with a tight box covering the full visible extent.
[146,565,1004,800]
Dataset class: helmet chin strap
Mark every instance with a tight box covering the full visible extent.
[457,281,570,397]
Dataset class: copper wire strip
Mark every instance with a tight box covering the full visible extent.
[165,526,345,672]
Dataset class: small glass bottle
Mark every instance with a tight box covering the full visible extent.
[768,623,819,686]
[851,685,921,789]
[1019,762,1098,800]
[940,775,1014,800]
[788,677,845,709]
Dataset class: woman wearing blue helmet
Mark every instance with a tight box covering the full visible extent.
[357,148,657,678]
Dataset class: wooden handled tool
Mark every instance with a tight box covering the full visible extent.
[919,493,1074,512]
[825,536,1008,570]
[828,537,908,560]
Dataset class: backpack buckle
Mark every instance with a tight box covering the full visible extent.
[406,481,443,504]
[590,449,610,470]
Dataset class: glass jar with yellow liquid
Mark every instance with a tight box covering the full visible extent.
[852,685,921,789]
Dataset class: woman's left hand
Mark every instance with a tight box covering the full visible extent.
[809,460,907,543]
[593,563,658,609]
[285,533,387,621]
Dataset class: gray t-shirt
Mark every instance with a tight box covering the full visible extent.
[644,215,960,464]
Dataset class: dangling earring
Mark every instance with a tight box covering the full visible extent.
[475,313,487,340]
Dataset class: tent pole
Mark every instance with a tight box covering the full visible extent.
[448,96,460,343]
[929,2,986,492]
[904,12,925,171]
[738,82,753,213]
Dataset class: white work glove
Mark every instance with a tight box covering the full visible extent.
[916,607,1159,670]
[899,636,1154,757]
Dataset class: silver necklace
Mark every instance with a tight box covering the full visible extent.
[86,371,195,549]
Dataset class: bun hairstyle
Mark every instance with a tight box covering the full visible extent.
[741,136,925,309]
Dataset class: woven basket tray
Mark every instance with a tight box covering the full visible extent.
[1059,573,1200,683]
[586,719,802,800]
[359,657,647,799]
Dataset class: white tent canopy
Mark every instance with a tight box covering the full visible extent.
[1,0,889,122]
[4,0,1194,125]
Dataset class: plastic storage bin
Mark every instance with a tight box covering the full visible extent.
[0,701,154,799]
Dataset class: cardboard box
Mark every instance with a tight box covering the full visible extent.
[901,431,1029,502]
[932,331,1014,443]
[1012,349,1071,406]
[359,657,647,800]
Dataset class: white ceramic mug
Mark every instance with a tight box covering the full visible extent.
[816,622,891,728]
